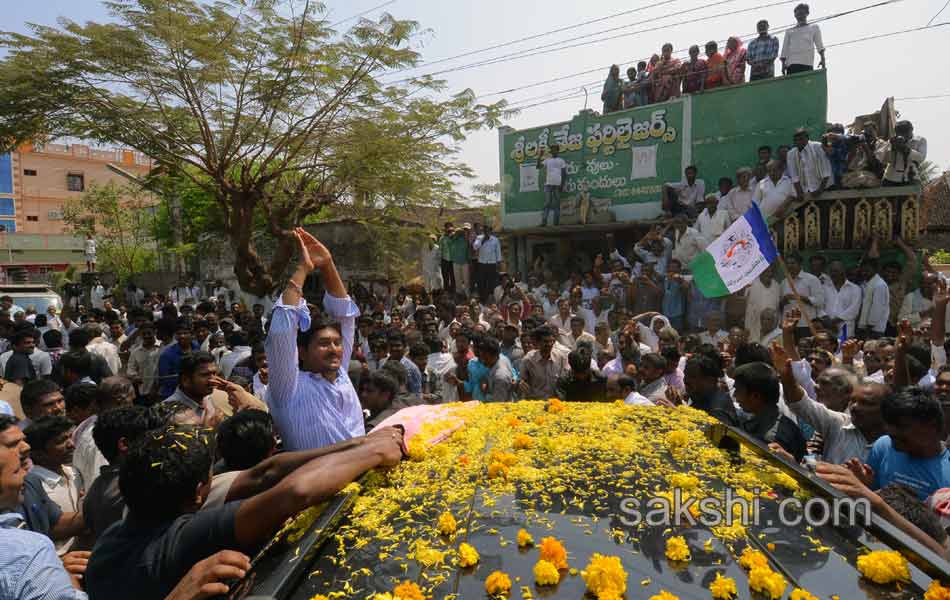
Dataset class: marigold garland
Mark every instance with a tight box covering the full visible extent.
[392,581,425,600]
[513,433,533,450]
[738,547,769,571]
[539,536,568,569]
[458,542,479,567]
[665,536,691,562]
[581,553,627,600]
[516,528,534,548]
[856,550,910,584]
[485,570,512,596]
[533,559,560,586]
[925,580,950,600]
[748,567,787,600]
[790,588,820,600]
[437,511,457,535]
[708,572,737,599]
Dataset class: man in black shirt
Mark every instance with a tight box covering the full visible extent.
[556,349,607,402]
[86,422,404,600]
[676,355,738,425]
[734,362,807,462]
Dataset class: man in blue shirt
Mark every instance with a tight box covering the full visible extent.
[157,318,199,398]
[853,387,950,501]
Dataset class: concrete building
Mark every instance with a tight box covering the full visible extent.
[0,142,153,280]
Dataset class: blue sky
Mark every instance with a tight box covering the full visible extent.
[4,0,948,193]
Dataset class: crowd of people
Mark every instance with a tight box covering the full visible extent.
[0,195,946,594]
[602,4,825,113]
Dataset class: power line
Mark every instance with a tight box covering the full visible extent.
[384,0,762,84]
[508,22,949,113]
[489,0,903,104]
[895,93,950,101]
[386,0,680,76]
[928,0,950,25]
[329,0,396,28]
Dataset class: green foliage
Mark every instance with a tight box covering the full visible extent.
[931,249,950,265]
[0,0,508,295]
[62,183,158,283]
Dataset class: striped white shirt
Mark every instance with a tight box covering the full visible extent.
[265,295,365,451]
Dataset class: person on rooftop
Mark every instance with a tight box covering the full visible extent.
[747,20,780,81]
[722,36,747,86]
[601,64,622,114]
[681,44,707,94]
[651,43,682,103]
[781,3,826,75]
[703,40,725,90]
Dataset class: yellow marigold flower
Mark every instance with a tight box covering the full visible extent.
[490,450,518,466]
[513,433,533,450]
[407,439,427,462]
[458,454,470,466]
[533,560,560,586]
[709,573,737,599]
[766,543,776,551]
[458,542,480,567]
[748,567,787,600]
[581,554,627,600]
[393,581,425,600]
[670,473,699,490]
[547,398,567,413]
[437,511,457,535]
[649,592,680,600]
[856,550,910,584]
[488,461,509,479]
[372,594,393,600]
[507,416,523,427]
[539,536,568,569]
[925,580,950,600]
[666,430,689,448]
[665,536,691,562]
[790,588,820,600]
[534,416,546,425]
[738,547,769,571]
[517,528,534,547]
[485,571,512,596]
[310,595,330,600]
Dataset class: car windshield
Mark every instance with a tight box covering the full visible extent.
[8,295,61,314]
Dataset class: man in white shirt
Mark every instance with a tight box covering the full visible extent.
[719,167,757,222]
[780,3,825,75]
[695,193,730,242]
[473,224,503,304]
[824,260,862,339]
[896,120,926,160]
[877,136,923,186]
[759,308,783,347]
[670,215,705,267]
[787,128,832,200]
[662,165,705,218]
[85,323,121,375]
[753,160,795,222]
[537,144,568,227]
[566,316,596,351]
[698,311,729,347]
[745,267,781,342]
[24,415,83,554]
[780,253,824,334]
[219,331,252,379]
[899,272,942,329]
[857,259,890,338]
[127,322,162,399]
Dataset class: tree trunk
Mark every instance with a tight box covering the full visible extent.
[226,189,298,298]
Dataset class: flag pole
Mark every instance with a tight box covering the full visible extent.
[776,255,819,337]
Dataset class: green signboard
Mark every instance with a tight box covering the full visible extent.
[499,70,827,231]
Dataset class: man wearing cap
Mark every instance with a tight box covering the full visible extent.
[473,224,503,304]
[787,128,832,201]
[450,225,471,295]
